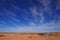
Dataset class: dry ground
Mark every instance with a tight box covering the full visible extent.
[0,32,60,40]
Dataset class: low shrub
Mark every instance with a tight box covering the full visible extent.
[0,35,5,37]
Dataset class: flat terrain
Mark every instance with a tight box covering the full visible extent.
[0,32,60,40]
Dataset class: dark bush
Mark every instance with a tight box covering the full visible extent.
[29,36,32,38]
[0,35,5,37]
[38,33,44,35]
[38,33,51,36]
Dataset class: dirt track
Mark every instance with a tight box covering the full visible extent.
[0,33,60,40]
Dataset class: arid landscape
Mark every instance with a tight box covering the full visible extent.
[0,32,60,40]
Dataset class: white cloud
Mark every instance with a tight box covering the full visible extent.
[41,0,51,6]
[1,8,20,23]
[28,7,44,23]
[29,6,38,16]
[0,20,8,26]
[6,22,60,33]
[2,8,16,17]
[12,5,21,11]
[0,12,4,16]
[8,20,18,25]
[56,0,60,9]
[39,0,52,15]
[23,5,46,25]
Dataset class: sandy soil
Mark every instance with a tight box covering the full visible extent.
[0,33,60,40]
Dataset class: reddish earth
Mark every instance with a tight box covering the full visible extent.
[0,32,60,40]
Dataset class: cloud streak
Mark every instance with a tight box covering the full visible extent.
[56,0,60,9]
[1,8,20,23]
[0,0,60,32]
[0,22,60,33]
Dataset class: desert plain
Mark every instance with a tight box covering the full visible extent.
[0,32,60,40]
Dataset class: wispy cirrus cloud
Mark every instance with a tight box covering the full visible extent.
[23,6,45,25]
[0,0,60,32]
[0,20,10,27]
[2,22,60,33]
[2,8,20,22]
[12,5,21,11]
[0,12,4,16]
[17,21,60,33]
[56,0,60,9]
[1,7,16,17]
[22,0,60,26]
[0,20,7,25]
[39,0,52,15]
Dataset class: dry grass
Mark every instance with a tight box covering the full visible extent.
[0,32,60,40]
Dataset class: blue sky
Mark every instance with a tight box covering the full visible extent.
[0,0,60,33]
